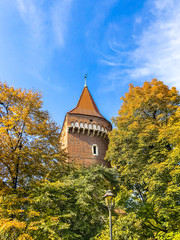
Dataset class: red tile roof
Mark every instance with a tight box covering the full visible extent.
[68,86,105,119]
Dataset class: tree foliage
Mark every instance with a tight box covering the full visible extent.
[0,165,118,240]
[26,165,118,240]
[0,82,66,190]
[0,82,68,239]
[105,79,180,239]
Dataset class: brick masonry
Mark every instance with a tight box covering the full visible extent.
[60,113,112,167]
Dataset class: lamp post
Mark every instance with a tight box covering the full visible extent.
[104,189,115,240]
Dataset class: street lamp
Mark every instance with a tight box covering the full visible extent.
[104,189,115,240]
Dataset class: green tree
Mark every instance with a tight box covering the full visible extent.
[0,165,118,240]
[96,213,145,240]
[105,79,180,239]
[26,165,119,240]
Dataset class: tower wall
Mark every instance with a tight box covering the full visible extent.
[61,113,112,167]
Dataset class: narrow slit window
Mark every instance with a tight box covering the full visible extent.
[92,144,98,156]
[93,146,96,154]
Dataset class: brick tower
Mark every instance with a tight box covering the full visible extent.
[60,83,112,167]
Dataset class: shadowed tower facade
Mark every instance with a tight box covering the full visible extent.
[60,84,112,167]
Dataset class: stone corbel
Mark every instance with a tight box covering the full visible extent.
[101,132,104,138]
[104,133,107,138]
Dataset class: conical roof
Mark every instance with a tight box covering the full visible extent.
[68,86,105,119]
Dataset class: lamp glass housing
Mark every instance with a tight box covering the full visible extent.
[104,190,115,208]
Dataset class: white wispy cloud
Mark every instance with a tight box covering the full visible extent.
[92,0,118,27]
[16,0,73,48]
[16,0,45,46]
[103,0,180,90]
[51,0,73,47]
[135,17,142,24]
[131,0,180,89]
[86,0,119,39]
[14,0,73,89]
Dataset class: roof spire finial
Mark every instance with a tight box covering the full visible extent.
[84,74,87,87]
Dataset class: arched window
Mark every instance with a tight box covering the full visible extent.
[75,121,79,127]
[84,123,87,128]
[71,122,74,126]
[80,122,83,128]
[89,123,92,129]
[97,124,100,130]
[105,128,107,133]
[92,144,98,156]
[101,126,104,131]
[93,124,96,130]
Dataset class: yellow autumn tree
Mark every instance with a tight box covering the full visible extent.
[0,82,66,190]
[105,79,180,239]
[0,82,67,239]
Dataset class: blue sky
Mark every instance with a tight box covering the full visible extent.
[0,0,180,126]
